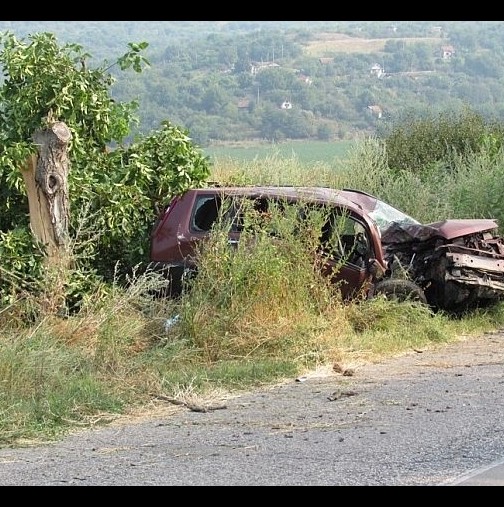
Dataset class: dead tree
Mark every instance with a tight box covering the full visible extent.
[22,120,72,259]
[21,120,72,312]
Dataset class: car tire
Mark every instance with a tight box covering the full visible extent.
[370,278,428,305]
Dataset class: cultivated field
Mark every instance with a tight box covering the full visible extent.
[303,32,444,56]
[204,140,355,165]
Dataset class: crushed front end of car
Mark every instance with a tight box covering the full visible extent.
[380,218,504,311]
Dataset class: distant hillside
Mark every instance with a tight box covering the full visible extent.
[0,21,346,60]
[0,21,454,62]
[2,21,504,148]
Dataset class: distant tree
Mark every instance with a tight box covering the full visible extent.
[64,21,504,148]
[383,39,404,53]
[255,67,297,91]
[217,43,238,68]
[201,85,230,115]
[463,53,503,79]
[317,123,334,140]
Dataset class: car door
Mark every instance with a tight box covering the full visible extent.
[319,210,374,300]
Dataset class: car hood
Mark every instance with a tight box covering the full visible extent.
[381,219,499,244]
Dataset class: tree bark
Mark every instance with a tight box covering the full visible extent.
[19,121,73,314]
[22,121,72,258]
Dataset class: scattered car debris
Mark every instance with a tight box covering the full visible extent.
[327,390,359,401]
[164,314,180,331]
[333,363,355,376]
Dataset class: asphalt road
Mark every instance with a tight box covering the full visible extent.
[0,330,503,486]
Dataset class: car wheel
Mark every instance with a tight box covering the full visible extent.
[370,278,428,305]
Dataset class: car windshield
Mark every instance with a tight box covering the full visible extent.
[367,198,420,235]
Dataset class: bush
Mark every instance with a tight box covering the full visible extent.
[380,106,504,176]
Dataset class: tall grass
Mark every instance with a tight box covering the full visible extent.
[172,199,342,365]
[2,137,504,447]
[212,137,504,227]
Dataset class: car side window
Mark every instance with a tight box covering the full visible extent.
[321,212,370,267]
[232,197,272,233]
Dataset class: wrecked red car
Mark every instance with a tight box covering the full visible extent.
[150,185,504,312]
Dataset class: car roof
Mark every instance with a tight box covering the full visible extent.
[193,185,376,214]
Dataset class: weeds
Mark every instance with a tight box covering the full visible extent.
[3,144,504,447]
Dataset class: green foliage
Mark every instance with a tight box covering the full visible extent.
[7,22,504,149]
[0,32,211,308]
[0,32,138,159]
[115,41,150,73]
[380,106,504,176]
[0,228,45,306]
[438,146,504,226]
[70,121,211,280]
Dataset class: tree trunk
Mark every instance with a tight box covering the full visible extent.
[22,121,72,259]
[21,121,72,314]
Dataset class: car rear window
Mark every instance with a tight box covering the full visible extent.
[192,196,221,231]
